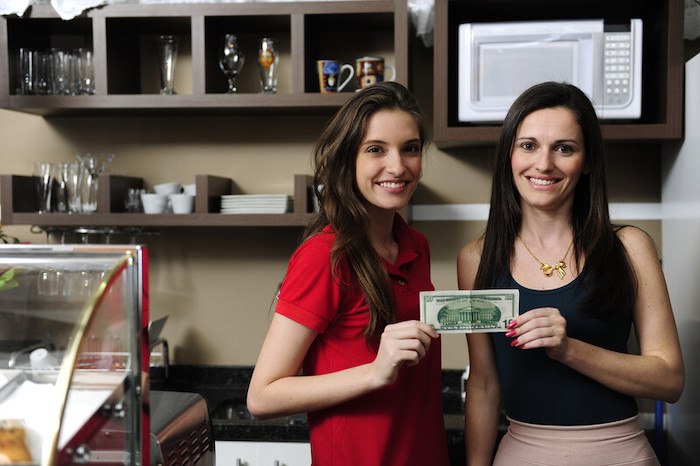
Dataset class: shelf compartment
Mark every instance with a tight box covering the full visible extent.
[204,15,291,94]
[433,0,684,147]
[106,17,192,95]
[5,17,94,96]
[303,12,396,93]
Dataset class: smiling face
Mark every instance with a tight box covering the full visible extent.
[355,109,422,218]
[510,106,586,215]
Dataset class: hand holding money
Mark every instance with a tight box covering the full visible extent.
[420,290,519,333]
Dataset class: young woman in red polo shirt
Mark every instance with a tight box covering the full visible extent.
[247,82,450,466]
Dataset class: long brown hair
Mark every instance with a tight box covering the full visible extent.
[304,82,428,339]
[475,82,636,318]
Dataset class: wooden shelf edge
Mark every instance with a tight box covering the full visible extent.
[6,94,352,115]
[434,123,684,149]
[6,212,314,228]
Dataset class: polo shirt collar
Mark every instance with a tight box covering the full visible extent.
[388,213,420,270]
[321,214,421,269]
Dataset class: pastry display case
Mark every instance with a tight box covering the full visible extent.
[0,245,149,465]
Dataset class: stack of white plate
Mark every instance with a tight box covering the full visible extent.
[220,194,292,214]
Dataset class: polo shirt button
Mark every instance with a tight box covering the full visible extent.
[397,279,406,285]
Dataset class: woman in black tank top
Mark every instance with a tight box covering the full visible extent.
[457,82,684,466]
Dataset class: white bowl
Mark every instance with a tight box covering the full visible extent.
[169,193,195,214]
[141,193,168,214]
[153,182,182,196]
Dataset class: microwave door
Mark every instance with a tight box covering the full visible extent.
[458,21,602,123]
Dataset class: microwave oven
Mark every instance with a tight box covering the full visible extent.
[457,19,642,123]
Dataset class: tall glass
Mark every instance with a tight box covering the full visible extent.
[55,162,70,213]
[34,162,54,213]
[257,38,279,94]
[76,153,113,213]
[65,160,83,213]
[73,48,95,95]
[219,34,245,93]
[156,35,180,95]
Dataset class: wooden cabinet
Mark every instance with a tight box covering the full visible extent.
[0,1,407,228]
[432,0,685,148]
[0,0,408,115]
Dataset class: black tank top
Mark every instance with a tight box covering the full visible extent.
[491,270,638,425]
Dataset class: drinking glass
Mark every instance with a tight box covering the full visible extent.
[55,162,70,213]
[34,161,54,213]
[65,160,83,213]
[18,48,42,95]
[73,48,95,95]
[76,153,113,213]
[219,34,245,93]
[257,38,279,93]
[156,35,180,95]
[125,188,145,213]
[49,49,72,96]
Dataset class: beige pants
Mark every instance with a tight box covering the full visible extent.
[493,416,660,466]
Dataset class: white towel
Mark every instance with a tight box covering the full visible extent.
[0,0,32,17]
[50,0,106,20]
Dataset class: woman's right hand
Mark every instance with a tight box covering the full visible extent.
[370,320,439,387]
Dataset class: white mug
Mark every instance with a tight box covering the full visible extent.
[169,193,195,214]
[141,193,168,214]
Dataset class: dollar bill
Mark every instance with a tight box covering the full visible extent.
[419,289,519,334]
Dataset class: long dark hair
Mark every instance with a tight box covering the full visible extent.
[304,81,427,338]
[475,81,636,318]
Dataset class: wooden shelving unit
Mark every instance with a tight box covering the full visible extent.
[432,0,685,148]
[0,1,406,229]
[0,174,315,228]
[0,0,409,115]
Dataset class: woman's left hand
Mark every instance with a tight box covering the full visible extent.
[507,307,569,361]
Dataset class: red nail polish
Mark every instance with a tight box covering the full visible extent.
[505,330,516,338]
[507,320,517,329]
[510,339,519,347]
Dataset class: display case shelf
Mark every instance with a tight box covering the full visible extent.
[0,173,315,228]
[432,0,684,148]
[0,0,409,115]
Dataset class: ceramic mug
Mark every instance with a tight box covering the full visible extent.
[317,59,354,93]
[141,193,168,214]
[153,182,182,196]
[355,56,396,90]
[169,193,195,214]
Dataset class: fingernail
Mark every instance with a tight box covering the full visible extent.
[505,330,516,338]
[507,320,518,329]
[510,339,519,347]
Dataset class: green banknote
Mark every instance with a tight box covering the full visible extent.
[419,290,519,333]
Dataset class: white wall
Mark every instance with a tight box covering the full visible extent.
[662,53,700,465]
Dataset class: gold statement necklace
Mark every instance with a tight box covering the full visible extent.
[518,235,574,280]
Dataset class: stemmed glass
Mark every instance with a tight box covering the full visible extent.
[219,34,245,93]
[76,153,113,213]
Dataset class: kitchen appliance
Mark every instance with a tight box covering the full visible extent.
[458,18,642,122]
[150,390,214,466]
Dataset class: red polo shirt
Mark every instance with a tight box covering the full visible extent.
[276,214,449,466]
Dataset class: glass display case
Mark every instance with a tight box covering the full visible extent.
[0,245,149,466]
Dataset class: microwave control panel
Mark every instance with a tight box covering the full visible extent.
[603,31,634,107]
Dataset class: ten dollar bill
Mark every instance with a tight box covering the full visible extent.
[419,289,519,333]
